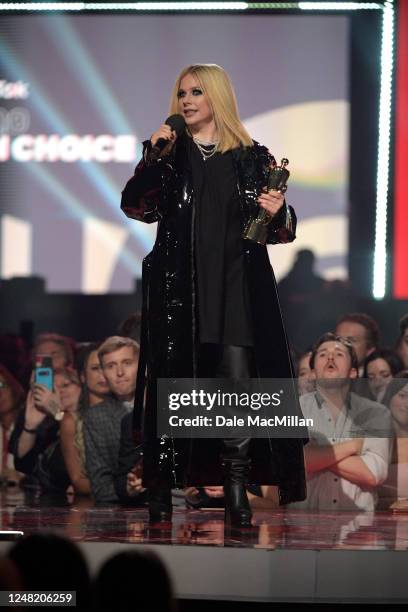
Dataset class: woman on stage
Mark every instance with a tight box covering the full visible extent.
[121,64,306,527]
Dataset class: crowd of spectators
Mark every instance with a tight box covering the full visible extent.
[1,311,408,514]
[0,532,175,611]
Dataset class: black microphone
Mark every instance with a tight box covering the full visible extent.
[150,114,186,161]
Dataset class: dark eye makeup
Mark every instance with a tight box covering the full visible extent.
[177,88,203,98]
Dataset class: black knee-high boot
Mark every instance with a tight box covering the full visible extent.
[222,437,252,527]
[217,345,255,528]
[148,485,172,523]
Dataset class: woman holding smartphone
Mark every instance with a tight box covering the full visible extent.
[10,365,79,494]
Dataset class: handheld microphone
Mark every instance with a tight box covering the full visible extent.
[150,114,186,161]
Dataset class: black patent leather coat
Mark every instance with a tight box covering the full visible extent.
[121,135,307,505]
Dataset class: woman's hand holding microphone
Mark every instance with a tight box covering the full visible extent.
[151,124,177,147]
[149,114,185,161]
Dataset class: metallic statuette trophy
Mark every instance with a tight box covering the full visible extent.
[243,158,290,245]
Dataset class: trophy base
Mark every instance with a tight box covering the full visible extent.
[242,221,268,245]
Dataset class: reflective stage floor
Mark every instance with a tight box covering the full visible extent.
[1,489,408,603]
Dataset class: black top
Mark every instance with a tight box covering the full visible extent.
[10,410,59,475]
[190,138,253,347]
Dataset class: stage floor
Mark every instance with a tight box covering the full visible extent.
[1,489,408,603]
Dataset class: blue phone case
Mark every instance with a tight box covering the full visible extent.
[35,366,53,391]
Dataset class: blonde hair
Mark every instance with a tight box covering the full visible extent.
[98,336,140,367]
[169,64,253,154]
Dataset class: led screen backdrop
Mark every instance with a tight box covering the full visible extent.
[0,14,349,293]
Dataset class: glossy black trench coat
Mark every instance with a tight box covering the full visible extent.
[121,135,307,505]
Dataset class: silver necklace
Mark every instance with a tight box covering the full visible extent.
[193,137,219,161]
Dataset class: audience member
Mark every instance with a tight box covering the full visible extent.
[278,249,325,296]
[8,533,91,609]
[289,332,392,511]
[10,369,72,494]
[362,349,403,403]
[54,367,81,414]
[92,550,175,612]
[0,557,24,591]
[33,333,75,369]
[83,336,139,504]
[0,365,25,485]
[277,250,327,350]
[60,344,110,496]
[396,314,408,369]
[336,313,380,374]
[0,334,29,388]
[297,351,315,395]
[75,343,110,407]
[377,373,408,509]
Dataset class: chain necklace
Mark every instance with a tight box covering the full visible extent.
[193,136,219,161]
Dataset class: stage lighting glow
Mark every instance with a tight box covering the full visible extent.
[86,2,248,9]
[373,0,394,299]
[43,17,135,135]
[298,2,381,9]
[0,1,386,11]
[1,215,32,279]
[23,160,142,278]
[96,1,300,9]
[0,1,248,9]
[0,36,151,253]
[0,2,391,295]
[0,3,84,9]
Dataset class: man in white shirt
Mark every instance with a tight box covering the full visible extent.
[335,312,379,376]
[290,333,392,511]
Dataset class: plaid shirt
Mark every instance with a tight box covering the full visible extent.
[83,396,132,503]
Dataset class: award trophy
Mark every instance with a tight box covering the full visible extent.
[243,158,290,245]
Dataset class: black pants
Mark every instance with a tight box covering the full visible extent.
[197,343,256,470]
[198,343,256,379]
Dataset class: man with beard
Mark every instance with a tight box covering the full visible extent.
[290,333,392,511]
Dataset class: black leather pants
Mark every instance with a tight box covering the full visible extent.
[198,343,255,467]
[202,344,255,526]
[198,343,256,379]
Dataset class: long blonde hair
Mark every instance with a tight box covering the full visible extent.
[169,64,253,153]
